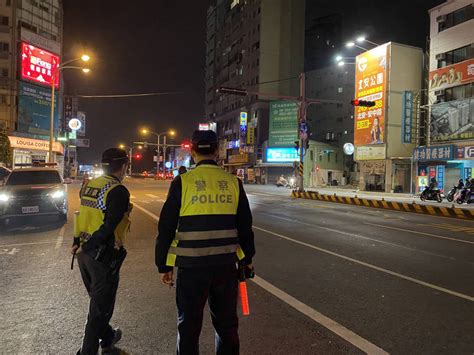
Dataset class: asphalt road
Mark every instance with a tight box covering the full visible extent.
[0,178,473,354]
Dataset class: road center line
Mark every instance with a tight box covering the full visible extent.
[364,222,474,245]
[131,201,390,352]
[253,225,474,302]
[132,201,161,221]
[252,275,388,355]
[260,213,459,262]
[55,225,65,250]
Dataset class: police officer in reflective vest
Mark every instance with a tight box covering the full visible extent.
[72,148,132,355]
[155,130,255,354]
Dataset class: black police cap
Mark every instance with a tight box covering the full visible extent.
[101,148,128,165]
[191,130,218,149]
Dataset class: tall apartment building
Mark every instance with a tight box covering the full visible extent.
[0,0,63,167]
[205,0,305,182]
[412,0,473,192]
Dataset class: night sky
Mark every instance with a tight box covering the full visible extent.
[63,0,444,164]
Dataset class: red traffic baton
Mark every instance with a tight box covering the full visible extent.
[238,263,254,316]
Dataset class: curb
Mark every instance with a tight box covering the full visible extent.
[291,191,474,220]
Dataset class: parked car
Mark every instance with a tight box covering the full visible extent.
[0,166,11,184]
[0,166,69,226]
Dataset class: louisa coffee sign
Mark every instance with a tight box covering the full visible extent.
[8,136,64,154]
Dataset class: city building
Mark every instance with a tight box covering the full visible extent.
[353,42,423,193]
[0,0,63,169]
[205,0,305,183]
[413,0,474,192]
[305,64,356,186]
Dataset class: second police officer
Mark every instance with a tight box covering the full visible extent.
[155,130,255,354]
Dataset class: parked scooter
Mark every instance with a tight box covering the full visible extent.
[455,187,473,204]
[446,185,459,202]
[420,187,443,203]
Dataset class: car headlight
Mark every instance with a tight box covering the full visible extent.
[0,193,10,202]
[51,190,65,199]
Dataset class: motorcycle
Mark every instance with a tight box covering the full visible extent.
[455,187,473,204]
[420,188,443,203]
[446,185,459,202]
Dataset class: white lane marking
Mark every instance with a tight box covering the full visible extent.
[0,240,57,247]
[132,202,160,221]
[0,247,20,255]
[364,222,474,246]
[261,213,460,262]
[254,226,474,302]
[252,275,388,355]
[146,194,160,198]
[131,203,388,352]
[55,225,65,250]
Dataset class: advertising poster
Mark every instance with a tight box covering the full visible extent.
[354,44,388,146]
[18,81,58,138]
[21,42,60,88]
[430,97,474,142]
[269,101,298,147]
[401,91,413,143]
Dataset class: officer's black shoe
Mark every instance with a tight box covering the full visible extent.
[100,328,122,351]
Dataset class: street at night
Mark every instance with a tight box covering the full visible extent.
[1,179,473,354]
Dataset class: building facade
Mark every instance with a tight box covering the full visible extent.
[0,0,63,168]
[353,42,423,193]
[305,64,355,185]
[205,0,305,183]
[414,1,474,192]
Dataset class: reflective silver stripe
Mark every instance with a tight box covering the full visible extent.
[170,244,239,257]
[79,231,92,242]
[175,229,238,241]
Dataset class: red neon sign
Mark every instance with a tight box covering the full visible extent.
[21,42,60,88]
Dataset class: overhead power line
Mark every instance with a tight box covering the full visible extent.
[76,91,183,98]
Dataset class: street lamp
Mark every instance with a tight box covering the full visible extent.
[48,54,90,163]
[140,128,176,174]
[118,144,133,176]
[356,36,380,46]
[345,41,369,51]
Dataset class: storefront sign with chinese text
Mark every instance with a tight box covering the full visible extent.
[355,145,386,161]
[269,101,298,147]
[429,58,474,91]
[413,145,454,161]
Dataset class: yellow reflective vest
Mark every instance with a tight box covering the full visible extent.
[166,164,245,268]
[75,175,131,247]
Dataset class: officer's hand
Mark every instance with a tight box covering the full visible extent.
[71,245,79,255]
[161,271,174,286]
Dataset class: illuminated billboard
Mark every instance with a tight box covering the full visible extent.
[21,42,60,88]
[354,44,388,146]
[266,148,298,162]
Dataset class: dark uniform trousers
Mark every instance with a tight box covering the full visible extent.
[176,264,239,355]
[78,251,119,355]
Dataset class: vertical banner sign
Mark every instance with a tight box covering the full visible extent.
[246,126,255,145]
[76,111,86,136]
[64,96,73,131]
[239,112,248,150]
[354,44,388,146]
[437,165,445,191]
[269,101,298,147]
[402,91,413,143]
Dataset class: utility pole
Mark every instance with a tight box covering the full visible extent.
[162,135,167,173]
[297,73,306,192]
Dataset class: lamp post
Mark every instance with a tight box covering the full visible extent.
[119,144,133,176]
[141,129,176,174]
[48,55,90,163]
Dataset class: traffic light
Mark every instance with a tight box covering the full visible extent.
[134,154,142,160]
[351,99,376,107]
[294,140,300,151]
[217,87,248,96]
